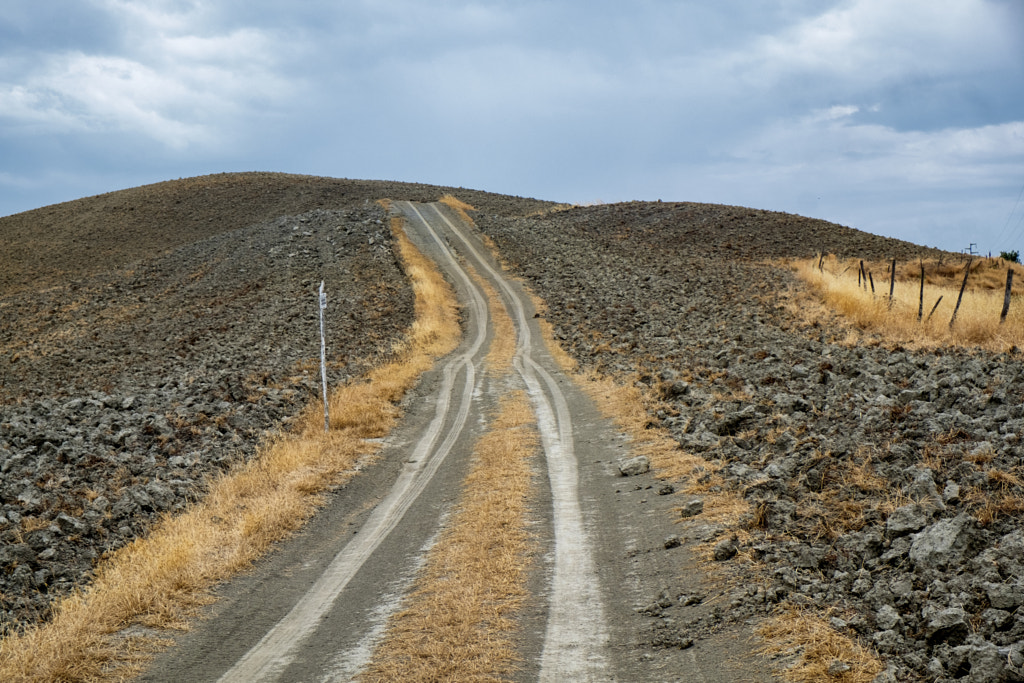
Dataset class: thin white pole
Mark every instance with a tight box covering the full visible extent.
[319,281,329,432]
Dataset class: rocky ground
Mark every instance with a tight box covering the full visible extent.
[475,202,1024,682]
[0,174,552,635]
[4,180,1023,682]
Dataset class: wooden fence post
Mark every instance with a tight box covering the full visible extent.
[1000,268,1014,324]
[918,262,925,321]
[927,296,944,323]
[888,258,896,308]
[949,258,972,329]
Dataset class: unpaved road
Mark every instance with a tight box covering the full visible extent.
[139,203,770,682]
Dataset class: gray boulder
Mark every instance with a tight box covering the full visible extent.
[617,455,650,477]
[984,581,1024,610]
[925,607,969,645]
[886,504,930,536]
[909,514,980,570]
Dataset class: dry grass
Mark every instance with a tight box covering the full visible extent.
[360,392,538,682]
[439,194,477,227]
[794,256,1024,351]
[965,468,1024,526]
[0,218,461,683]
[464,262,516,376]
[527,292,579,374]
[757,607,884,683]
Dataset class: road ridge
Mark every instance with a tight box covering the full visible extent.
[418,202,610,680]
[216,212,490,682]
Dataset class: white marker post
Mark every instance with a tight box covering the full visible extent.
[319,281,329,432]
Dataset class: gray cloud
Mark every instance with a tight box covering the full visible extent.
[1,0,1022,252]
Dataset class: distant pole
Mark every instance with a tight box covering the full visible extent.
[1001,268,1014,324]
[319,281,329,432]
[949,258,972,329]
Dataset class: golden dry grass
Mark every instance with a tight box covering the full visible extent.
[438,194,477,227]
[360,392,538,683]
[794,256,1024,350]
[463,262,516,376]
[0,217,461,683]
[757,607,883,683]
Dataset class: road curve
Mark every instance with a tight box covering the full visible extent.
[400,202,610,680]
[139,202,613,682]
[216,207,491,682]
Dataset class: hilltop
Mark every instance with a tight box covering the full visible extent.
[2,173,1022,681]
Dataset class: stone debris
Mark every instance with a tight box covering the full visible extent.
[0,205,414,634]
[478,201,1024,681]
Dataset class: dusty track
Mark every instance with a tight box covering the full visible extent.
[138,203,773,682]
[402,202,610,679]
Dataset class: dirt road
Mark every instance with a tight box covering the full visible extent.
[139,203,770,682]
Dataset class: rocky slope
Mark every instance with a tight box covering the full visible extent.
[475,202,1024,683]
[0,174,551,635]
[4,181,1023,682]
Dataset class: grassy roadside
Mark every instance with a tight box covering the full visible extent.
[445,199,884,682]
[0,217,461,682]
[360,391,538,682]
[793,255,1024,351]
[361,252,535,682]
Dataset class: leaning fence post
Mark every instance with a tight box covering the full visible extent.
[949,258,972,329]
[319,281,329,432]
[888,258,896,308]
[1000,268,1014,324]
[868,271,875,296]
[918,262,925,321]
[927,296,944,323]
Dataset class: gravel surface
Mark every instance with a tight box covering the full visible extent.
[476,202,1024,683]
[0,174,552,635]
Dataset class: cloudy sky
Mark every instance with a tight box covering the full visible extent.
[1,0,1022,253]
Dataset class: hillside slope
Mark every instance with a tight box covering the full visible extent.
[0,174,550,635]
[476,202,1024,682]
[0,172,553,297]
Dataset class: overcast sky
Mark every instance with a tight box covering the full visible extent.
[2,0,1023,253]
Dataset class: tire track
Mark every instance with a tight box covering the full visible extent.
[403,202,610,681]
[217,216,489,683]
[218,201,609,681]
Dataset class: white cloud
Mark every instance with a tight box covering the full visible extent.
[749,0,1015,81]
[0,2,292,149]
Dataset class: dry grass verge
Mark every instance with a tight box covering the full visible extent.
[793,255,1024,351]
[439,194,477,227]
[360,391,538,682]
[0,217,460,682]
[464,262,515,375]
[757,607,883,683]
